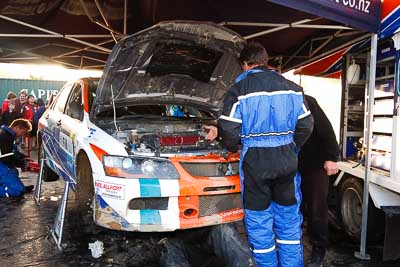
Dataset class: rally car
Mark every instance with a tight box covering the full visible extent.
[38,21,246,232]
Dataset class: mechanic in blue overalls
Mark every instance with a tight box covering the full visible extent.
[215,42,314,266]
[0,118,33,197]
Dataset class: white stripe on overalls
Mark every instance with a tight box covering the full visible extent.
[252,245,276,253]
[276,239,301,245]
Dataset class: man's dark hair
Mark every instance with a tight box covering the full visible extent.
[37,98,45,107]
[239,42,268,66]
[10,118,32,132]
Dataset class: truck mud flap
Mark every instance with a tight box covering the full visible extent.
[382,207,400,261]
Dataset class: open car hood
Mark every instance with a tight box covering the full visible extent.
[93,21,246,116]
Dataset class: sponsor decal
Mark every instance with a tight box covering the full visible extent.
[95,180,125,200]
[219,209,243,218]
[88,127,97,138]
[330,0,371,14]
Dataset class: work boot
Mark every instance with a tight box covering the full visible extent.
[307,246,325,267]
[24,185,34,193]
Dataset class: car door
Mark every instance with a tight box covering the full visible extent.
[58,82,85,182]
[41,84,73,177]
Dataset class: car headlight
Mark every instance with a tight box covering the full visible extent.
[103,155,180,179]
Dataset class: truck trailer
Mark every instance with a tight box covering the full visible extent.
[295,2,400,260]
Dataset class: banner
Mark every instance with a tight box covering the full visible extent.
[270,0,382,33]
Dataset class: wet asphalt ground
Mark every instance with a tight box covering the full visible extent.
[1,153,400,266]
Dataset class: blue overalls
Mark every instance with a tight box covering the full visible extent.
[219,68,312,266]
[0,126,25,197]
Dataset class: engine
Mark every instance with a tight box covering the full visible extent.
[111,123,222,157]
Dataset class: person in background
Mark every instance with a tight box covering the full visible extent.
[14,90,29,148]
[33,98,45,141]
[21,95,38,149]
[213,42,313,267]
[1,91,17,115]
[298,95,340,267]
[1,99,21,127]
[15,89,28,115]
[0,118,33,198]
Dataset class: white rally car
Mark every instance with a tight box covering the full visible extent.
[38,21,246,232]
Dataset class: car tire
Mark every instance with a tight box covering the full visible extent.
[71,152,94,208]
[338,177,384,243]
[38,141,59,182]
[66,152,97,236]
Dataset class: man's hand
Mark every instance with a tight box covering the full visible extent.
[324,160,339,176]
[204,125,218,141]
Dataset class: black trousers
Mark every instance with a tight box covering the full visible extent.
[300,167,329,250]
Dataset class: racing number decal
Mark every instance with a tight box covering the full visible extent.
[59,131,74,154]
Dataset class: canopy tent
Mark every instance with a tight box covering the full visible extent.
[0,0,385,261]
[294,47,350,78]
[0,0,381,72]
[295,1,400,77]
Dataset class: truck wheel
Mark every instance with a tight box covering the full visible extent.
[38,141,59,182]
[339,177,384,242]
[71,152,94,208]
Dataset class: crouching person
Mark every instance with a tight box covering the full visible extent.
[0,118,33,198]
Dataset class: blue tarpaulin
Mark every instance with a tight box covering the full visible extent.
[269,0,382,33]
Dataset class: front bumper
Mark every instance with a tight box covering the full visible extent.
[94,193,243,232]
[93,154,243,232]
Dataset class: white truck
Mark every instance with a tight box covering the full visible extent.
[331,31,400,260]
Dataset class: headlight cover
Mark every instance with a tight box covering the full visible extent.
[103,155,180,179]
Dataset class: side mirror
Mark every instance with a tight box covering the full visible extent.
[68,101,83,120]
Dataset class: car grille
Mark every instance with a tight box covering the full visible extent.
[128,197,168,210]
[199,193,242,217]
[180,162,239,177]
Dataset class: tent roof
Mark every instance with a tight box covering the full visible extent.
[0,0,382,72]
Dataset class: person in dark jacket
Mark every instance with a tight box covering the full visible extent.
[14,89,28,116]
[215,42,313,267]
[33,98,46,126]
[1,100,22,127]
[0,118,33,197]
[298,95,340,267]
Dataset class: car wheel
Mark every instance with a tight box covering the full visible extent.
[38,141,59,182]
[71,152,94,208]
[339,177,384,242]
[67,152,97,235]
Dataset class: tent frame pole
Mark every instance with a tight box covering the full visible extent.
[223,21,352,30]
[355,33,378,261]
[0,15,111,53]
